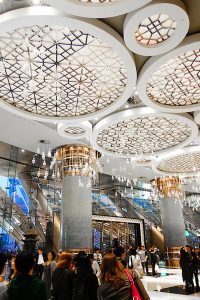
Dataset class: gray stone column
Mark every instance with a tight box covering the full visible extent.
[160,197,187,247]
[61,176,92,251]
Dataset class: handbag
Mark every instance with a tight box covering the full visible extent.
[124,269,142,300]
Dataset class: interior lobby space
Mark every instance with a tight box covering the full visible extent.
[0,0,199,300]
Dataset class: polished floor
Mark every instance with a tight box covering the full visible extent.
[142,268,200,300]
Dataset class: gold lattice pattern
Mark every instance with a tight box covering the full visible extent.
[157,152,200,174]
[0,25,127,117]
[96,116,191,155]
[64,127,85,135]
[147,49,200,107]
[135,14,176,45]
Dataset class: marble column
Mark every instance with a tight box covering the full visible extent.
[160,197,187,247]
[61,176,92,251]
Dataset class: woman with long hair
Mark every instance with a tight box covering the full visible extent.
[98,253,150,300]
[72,253,98,300]
[51,253,74,300]
[42,251,56,298]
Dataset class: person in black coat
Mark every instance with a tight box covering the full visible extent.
[51,253,74,300]
[191,248,199,290]
[180,247,194,292]
[150,247,158,277]
[72,252,98,300]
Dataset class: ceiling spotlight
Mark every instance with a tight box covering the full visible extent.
[21,149,25,152]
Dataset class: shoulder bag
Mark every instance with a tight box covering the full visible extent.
[124,269,142,300]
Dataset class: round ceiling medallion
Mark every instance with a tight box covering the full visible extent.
[154,146,200,176]
[57,121,92,139]
[0,7,136,122]
[124,0,189,56]
[92,107,198,158]
[138,33,200,113]
[44,0,152,18]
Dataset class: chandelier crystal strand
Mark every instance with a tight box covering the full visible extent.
[151,176,185,200]
[54,145,102,187]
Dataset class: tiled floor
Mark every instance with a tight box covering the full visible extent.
[142,268,200,299]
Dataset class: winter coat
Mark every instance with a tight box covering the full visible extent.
[180,252,193,282]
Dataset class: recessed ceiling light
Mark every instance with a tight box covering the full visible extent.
[21,149,25,152]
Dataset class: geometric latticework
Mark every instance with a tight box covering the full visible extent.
[135,14,176,45]
[146,49,200,107]
[64,126,85,135]
[157,152,200,174]
[96,116,192,156]
[0,25,127,118]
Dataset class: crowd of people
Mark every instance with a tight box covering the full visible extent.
[0,244,199,299]
[0,246,151,300]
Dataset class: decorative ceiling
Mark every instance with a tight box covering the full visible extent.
[154,147,200,176]
[124,0,189,56]
[138,33,200,112]
[0,8,136,121]
[44,0,152,18]
[92,108,198,158]
[0,0,199,181]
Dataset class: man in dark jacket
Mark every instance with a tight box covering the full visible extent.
[150,247,158,277]
[0,252,47,300]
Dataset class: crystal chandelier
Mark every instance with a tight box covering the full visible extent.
[32,144,102,184]
[151,176,185,200]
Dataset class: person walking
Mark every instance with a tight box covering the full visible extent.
[191,248,199,290]
[51,252,74,300]
[42,251,57,299]
[129,248,144,278]
[98,253,150,300]
[138,246,147,275]
[150,247,158,277]
[180,247,194,292]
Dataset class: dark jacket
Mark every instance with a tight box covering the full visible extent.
[180,252,193,282]
[52,268,74,300]
[6,274,47,300]
[97,270,150,300]
[73,272,98,300]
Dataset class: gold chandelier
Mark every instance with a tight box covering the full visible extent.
[152,176,184,199]
[55,145,101,177]
[32,144,102,181]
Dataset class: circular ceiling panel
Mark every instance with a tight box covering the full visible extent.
[92,107,198,158]
[124,0,189,56]
[154,146,200,176]
[138,33,200,112]
[0,7,136,122]
[44,0,152,18]
[57,121,92,139]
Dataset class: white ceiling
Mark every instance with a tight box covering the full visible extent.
[0,0,200,182]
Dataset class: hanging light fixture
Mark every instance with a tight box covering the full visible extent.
[32,144,102,186]
[151,176,185,200]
